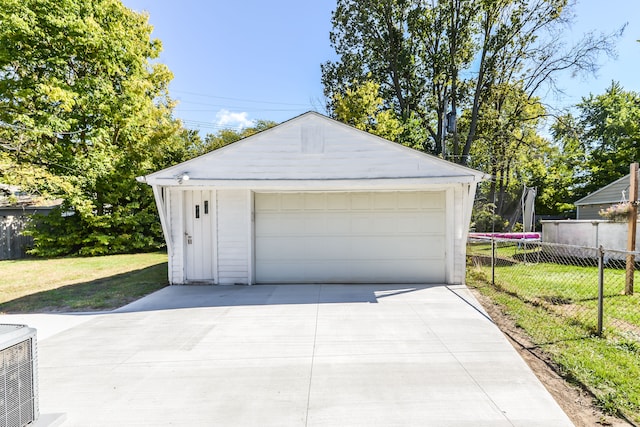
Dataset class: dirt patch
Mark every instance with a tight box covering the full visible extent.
[468,287,635,427]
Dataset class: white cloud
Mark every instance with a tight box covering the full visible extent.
[214,109,255,130]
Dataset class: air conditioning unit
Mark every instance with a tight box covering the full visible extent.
[0,325,38,427]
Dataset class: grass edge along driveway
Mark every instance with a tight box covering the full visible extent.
[467,262,640,424]
[0,252,168,313]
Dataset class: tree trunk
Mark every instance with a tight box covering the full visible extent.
[450,0,460,159]
[461,9,491,165]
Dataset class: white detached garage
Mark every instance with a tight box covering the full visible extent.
[139,112,487,285]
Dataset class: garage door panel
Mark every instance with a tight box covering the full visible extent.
[327,193,349,210]
[309,238,353,259]
[363,260,443,282]
[350,215,373,233]
[281,193,304,210]
[349,236,444,259]
[255,215,283,235]
[289,216,316,234]
[255,237,304,260]
[258,263,306,282]
[397,216,422,233]
[350,236,416,259]
[373,192,396,209]
[422,236,447,258]
[351,193,371,210]
[423,211,446,222]
[257,214,320,236]
[256,194,280,210]
[304,193,326,209]
[255,191,446,283]
[421,191,445,208]
[325,216,351,234]
[397,192,420,209]
[304,262,351,282]
[370,215,397,233]
[375,212,445,234]
[257,261,444,283]
[377,236,427,258]
[258,236,356,261]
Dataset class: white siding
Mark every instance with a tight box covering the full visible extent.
[201,124,427,179]
[162,185,472,286]
[145,113,486,184]
[217,189,250,284]
[168,189,184,284]
[451,185,467,285]
[146,113,485,286]
[457,183,476,284]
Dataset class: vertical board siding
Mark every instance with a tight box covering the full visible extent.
[459,183,476,285]
[168,189,184,284]
[217,189,250,284]
[0,216,33,260]
[451,186,465,285]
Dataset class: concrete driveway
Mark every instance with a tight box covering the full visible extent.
[5,284,573,426]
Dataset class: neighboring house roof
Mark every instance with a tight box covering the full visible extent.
[574,173,639,206]
[0,184,62,214]
[140,111,489,187]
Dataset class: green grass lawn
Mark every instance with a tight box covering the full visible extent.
[467,240,550,260]
[467,260,640,423]
[0,252,168,313]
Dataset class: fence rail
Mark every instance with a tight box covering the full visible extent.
[468,238,640,341]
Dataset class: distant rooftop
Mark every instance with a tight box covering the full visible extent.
[0,184,62,209]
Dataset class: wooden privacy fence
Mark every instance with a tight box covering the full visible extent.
[0,215,33,260]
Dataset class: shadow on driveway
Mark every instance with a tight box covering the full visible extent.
[9,283,575,426]
[114,283,451,312]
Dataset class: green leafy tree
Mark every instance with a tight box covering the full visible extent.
[333,79,403,141]
[471,201,507,232]
[467,83,551,219]
[322,0,620,164]
[530,141,581,216]
[0,0,191,256]
[322,0,472,153]
[200,120,278,154]
[553,82,640,200]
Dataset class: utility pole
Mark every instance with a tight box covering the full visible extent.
[442,95,448,160]
[625,162,638,295]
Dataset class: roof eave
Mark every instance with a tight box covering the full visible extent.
[143,176,483,189]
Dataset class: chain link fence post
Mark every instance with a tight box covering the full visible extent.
[491,237,495,286]
[597,245,605,337]
[467,237,640,343]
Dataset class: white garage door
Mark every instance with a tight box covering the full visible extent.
[255,191,446,283]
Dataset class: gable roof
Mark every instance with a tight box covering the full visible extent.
[141,112,488,186]
[575,173,638,206]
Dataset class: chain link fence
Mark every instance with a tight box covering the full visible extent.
[468,238,640,341]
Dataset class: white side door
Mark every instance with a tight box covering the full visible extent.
[184,190,216,283]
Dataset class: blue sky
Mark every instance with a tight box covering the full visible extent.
[122,0,639,134]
